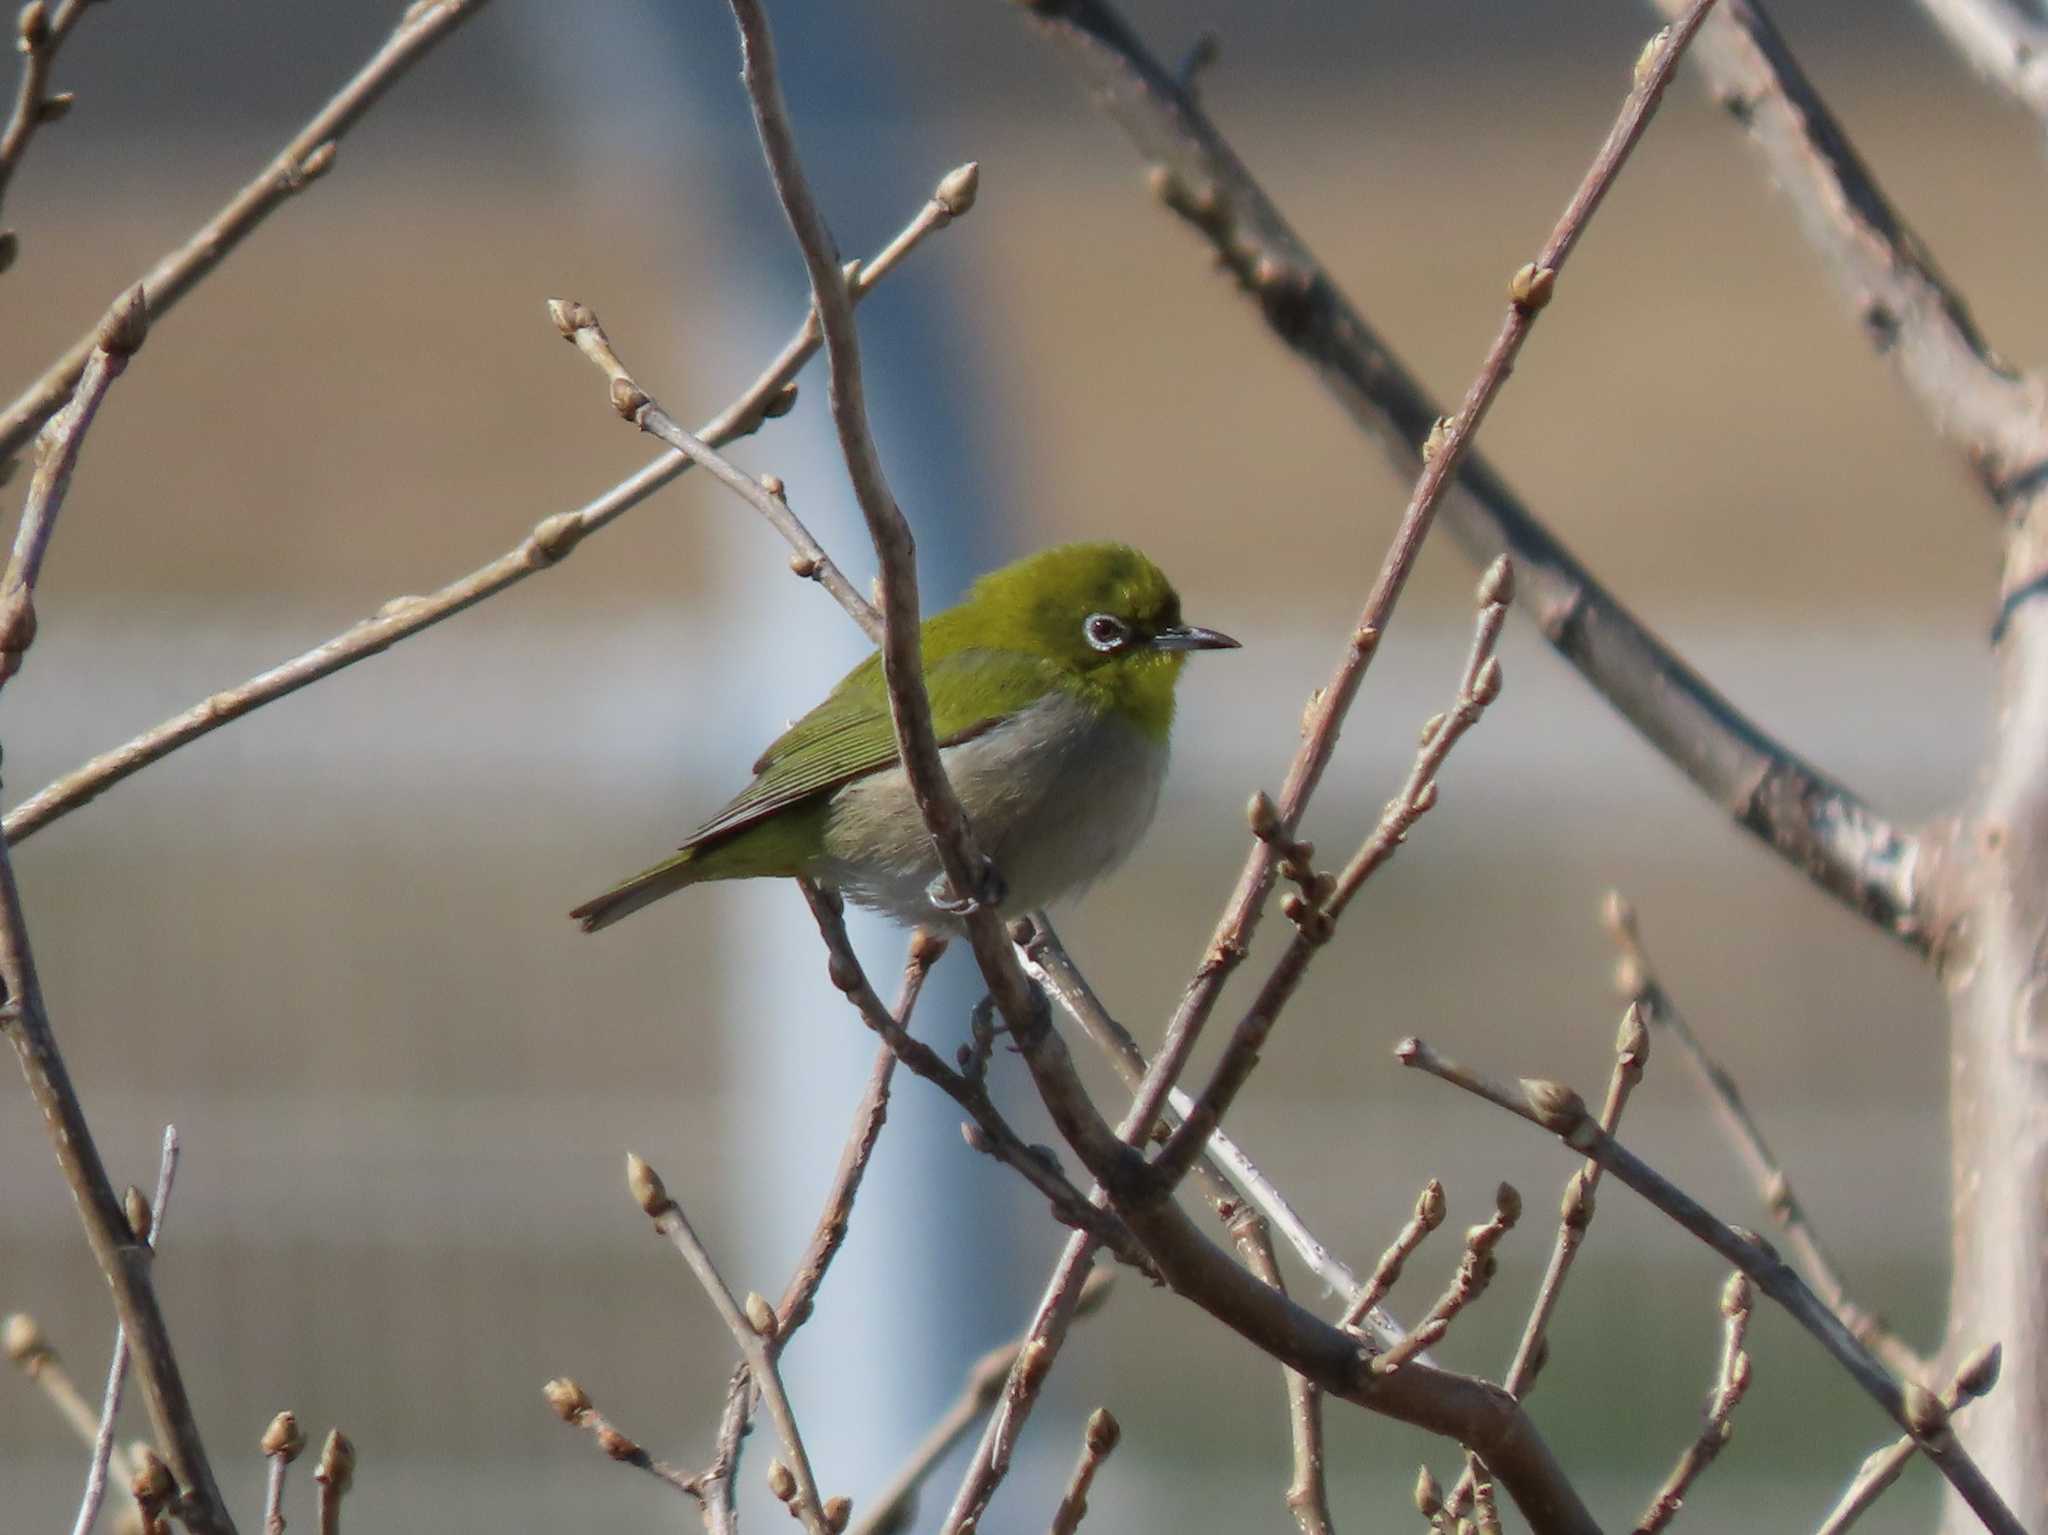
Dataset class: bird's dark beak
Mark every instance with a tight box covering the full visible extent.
[1150,624,1241,652]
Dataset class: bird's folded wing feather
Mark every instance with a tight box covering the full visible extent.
[681,648,1051,848]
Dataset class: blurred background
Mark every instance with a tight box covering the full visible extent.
[4,1,2042,1529]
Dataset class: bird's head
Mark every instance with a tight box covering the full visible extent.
[937,542,1238,737]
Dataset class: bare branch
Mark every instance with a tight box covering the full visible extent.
[1633,1272,1755,1534]
[0,283,144,690]
[0,837,232,1529]
[1448,1004,1648,1519]
[1009,0,1924,946]
[1021,913,1403,1344]
[1913,0,2048,123]
[1154,567,1510,1191]
[312,1429,352,1535]
[1371,1184,1522,1377]
[627,1152,832,1535]
[1232,1214,1333,1535]
[73,1123,179,1535]
[2,179,965,845]
[1144,2,1714,1193]
[0,0,95,250]
[1395,1037,2028,1535]
[0,0,489,475]
[1646,0,2048,517]
[850,1269,1113,1535]
[796,884,1155,1274]
[777,932,944,1336]
[1339,1181,1448,1336]
[550,299,882,644]
[258,1411,306,1535]
[1606,893,1925,1379]
[5,1312,106,1450]
[543,1376,702,1501]
[723,0,1042,1043]
[1047,1407,1120,1535]
[1817,1344,2005,1535]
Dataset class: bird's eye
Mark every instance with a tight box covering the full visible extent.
[1083,613,1130,652]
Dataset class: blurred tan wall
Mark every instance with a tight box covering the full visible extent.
[5,4,2038,1531]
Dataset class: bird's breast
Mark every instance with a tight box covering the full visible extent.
[819,690,1169,925]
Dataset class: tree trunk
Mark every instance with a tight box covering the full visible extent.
[1937,525,2048,1530]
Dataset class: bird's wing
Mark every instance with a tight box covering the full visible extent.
[680,648,1050,848]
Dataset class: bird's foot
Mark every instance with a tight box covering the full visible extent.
[925,857,1007,918]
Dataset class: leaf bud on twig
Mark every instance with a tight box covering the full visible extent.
[1902,1381,1950,1440]
[1521,1078,1587,1133]
[1414,1465,1444,1517]
[315,1429,355,1494]
[766,1458,797,1503]
[744,1291,778,1340]
[1508,262,1556,312]
[261,1409,306,1461]
[934,161,980,217]
[96,284,149,358]
[1084,1406,1121,1454]
[1957,1342,2002,1399]
[625,1152,672,1217]
[3,1311,48,1368]
[124,1185,153,1244]
[823,1495,853,1533]
[1477,555,1516,608]
[544,1375,593,1424]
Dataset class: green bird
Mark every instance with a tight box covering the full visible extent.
[571,541,1238,932]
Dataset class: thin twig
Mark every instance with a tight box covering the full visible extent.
[695,1367,752,1535]
[1143,0,1714,1186]
[1371,1184,1522,1377]
[1395,1037,2028,1535]
[1634,1271,1755,1534]
[258,1411,306,1535]
[1047,1408,1120,1535]
[73,1124,179,1535]
[543,1377,702,1501]
[1153,565,1511,1190]
[1448,1002,1650,1519]
[4,1312,106,1449]
[1011,0,1924,946]
[1816,1344,2005,1535]
[0,0,490,476]
[1605,893,1926,1380]
[724,0,1040,1043]
[1232,1213,1332,1535]
[1912,0,2048,123]
[627,1155,831,1535]
[1339,1181,1448,1335]
[549,299,882,644]
[849,1269,1114,1535]
[2,177,968,845]
[691,937,945,1531]
[0,0,94,249]
[796,884,1153,1274]
[1647,0,2048,524]
[777,932,944,1337]
[312,1430,352,1535]
[1,285,145,690]
[1022,913,1403,1345]
[0,838,230,1529]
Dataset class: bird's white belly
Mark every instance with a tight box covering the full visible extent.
[818,691,1169,928]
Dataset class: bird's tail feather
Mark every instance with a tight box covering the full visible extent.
[570,849,701,932]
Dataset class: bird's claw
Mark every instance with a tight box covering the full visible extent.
[926,858,1007,917]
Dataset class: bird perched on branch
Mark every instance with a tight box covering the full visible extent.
[572,541,1238,932]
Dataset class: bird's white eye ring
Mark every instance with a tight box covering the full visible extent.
[1083,613,1129,652]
